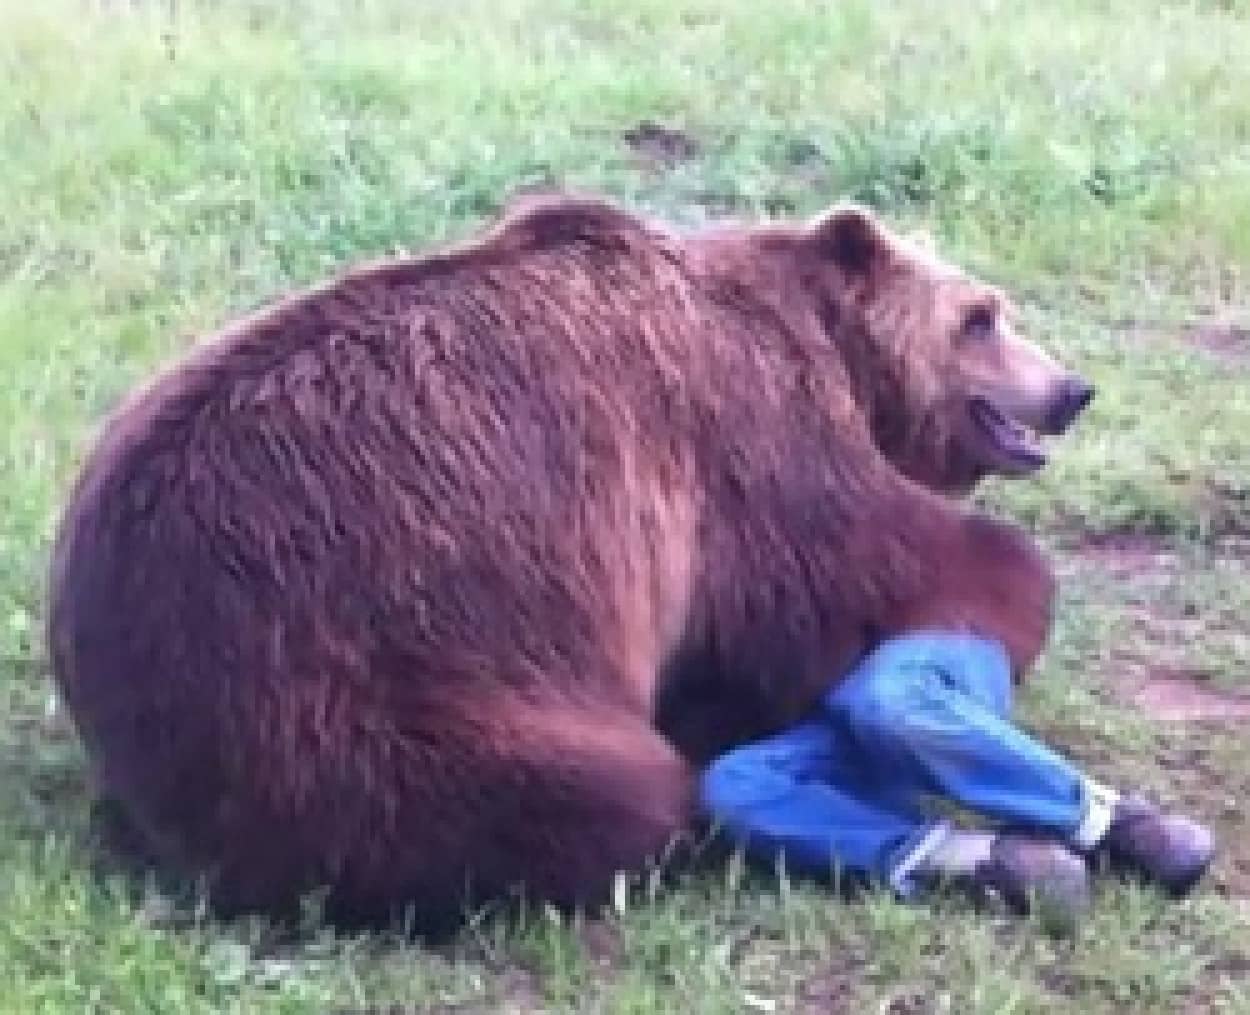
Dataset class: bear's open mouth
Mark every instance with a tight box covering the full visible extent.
[968,397,1046,473]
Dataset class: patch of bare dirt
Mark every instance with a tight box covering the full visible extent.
[794,953,867,1013]
[775,137,832,191]
[1056,528,1250,900]
[1209,842,1250,901]
[1182,319,1250,363]
[1199,478,1250,538]
[880,992,935,1014]
[1112,316,1250,365]
[622,120,701,169]
[1106,663,1250,722]
[1146,731,1250,899]
[419,967,544,1015]
[1062,530,1181,581]
[1211,534,1250,560]
[576,918,624,970]
[1055,530,1250,724]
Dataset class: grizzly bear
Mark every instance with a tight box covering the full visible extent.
[47,192,1093,927]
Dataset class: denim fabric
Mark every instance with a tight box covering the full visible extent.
[699,632,1094,895]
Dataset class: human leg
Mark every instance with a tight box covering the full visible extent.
[698,719,942,894]
[824,631,1213,895]
[698,712,1091,916]
[823,633,1113,846]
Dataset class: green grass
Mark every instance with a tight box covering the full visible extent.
[3,1,1250,1011]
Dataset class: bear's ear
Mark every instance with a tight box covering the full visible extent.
[808,203,892,277]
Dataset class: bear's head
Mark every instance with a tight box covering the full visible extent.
[801,204,1093,495]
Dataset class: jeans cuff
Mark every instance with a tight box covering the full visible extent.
[886,819,953,899]
[1070,777,1120,851]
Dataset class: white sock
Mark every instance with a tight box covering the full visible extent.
[1071,779,1121,851]
[916,829,996,876]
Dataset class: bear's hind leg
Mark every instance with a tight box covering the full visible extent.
[311,701,698,927]
[460,708,697,911]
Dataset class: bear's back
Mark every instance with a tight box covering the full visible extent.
[48,196,725,765]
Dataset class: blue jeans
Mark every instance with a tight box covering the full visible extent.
[699,632,1115,896]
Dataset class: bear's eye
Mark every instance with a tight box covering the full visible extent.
[961,305,996,340]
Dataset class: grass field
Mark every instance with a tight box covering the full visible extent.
[2,1,1250,1011]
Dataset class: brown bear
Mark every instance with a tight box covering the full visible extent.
[46,193,1092,927]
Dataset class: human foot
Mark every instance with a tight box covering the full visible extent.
[1092,793,1215,897]
[911,828,1091,924]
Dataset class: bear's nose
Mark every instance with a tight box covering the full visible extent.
[1046,376,1096,433]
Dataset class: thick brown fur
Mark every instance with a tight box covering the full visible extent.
[47,192,1081,928]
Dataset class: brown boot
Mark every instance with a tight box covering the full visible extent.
[912,828,1092,924]
[1094,794,1215,897]
[971,833,1092,921]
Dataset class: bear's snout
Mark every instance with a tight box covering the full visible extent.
[1043,376,1095,434]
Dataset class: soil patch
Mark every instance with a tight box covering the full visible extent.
[1146,730,1250,899]
[1212,534,1250,560]
[1057,531,1250,723]
[1063,530,1180,581]
[794,951,868,1013]
[622,120,701,169]
[1107,663,1250,722]
[1112,316,1249,365]
[1183,320,1250,363]
[577,918,624,970]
